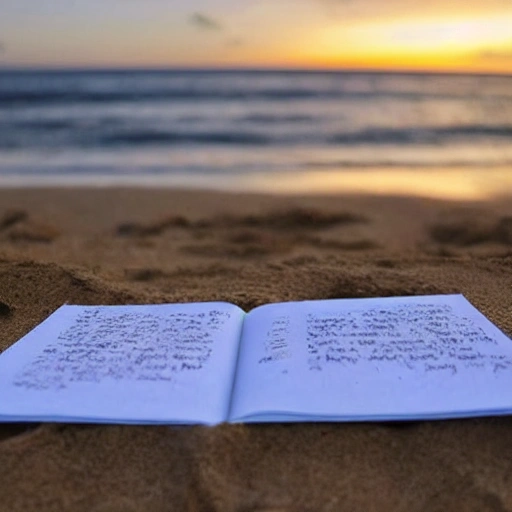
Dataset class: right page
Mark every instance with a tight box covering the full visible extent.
[229,294,512,423]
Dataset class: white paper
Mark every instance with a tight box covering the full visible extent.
[0,302,244,425]
[229,295,512,422]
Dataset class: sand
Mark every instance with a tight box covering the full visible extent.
[1,187,512,512]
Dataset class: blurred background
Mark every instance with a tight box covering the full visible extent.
[0,0,511,199]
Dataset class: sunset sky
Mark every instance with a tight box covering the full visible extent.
[1,0,512,73]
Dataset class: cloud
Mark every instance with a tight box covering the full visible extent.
[226,37,245,48]
[0,41,5,54]
[189,12,223,31]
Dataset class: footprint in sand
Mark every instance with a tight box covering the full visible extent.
[188,208,372,257]
[115,215,189,237]
[0,208,59,243]
[206,207,367,231]
[114,207,374,258]
[0,298,12,315]
[0,209,28,231]
[124,268,166,282]
[429,214,512,247]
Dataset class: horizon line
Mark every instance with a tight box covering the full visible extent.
[0,64,511,78]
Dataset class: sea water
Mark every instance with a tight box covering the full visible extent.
[1,69,511,198]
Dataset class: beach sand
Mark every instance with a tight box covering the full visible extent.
[1,187,512,512]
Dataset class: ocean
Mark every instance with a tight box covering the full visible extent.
[1,69,511,198]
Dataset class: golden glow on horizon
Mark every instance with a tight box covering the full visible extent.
[248,169,512,201]
[301,13,512,73]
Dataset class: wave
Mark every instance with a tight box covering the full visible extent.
[100,130,272,146]
[2,70,512,110]
[2,158,512,182]
[2,123,512,150]
[330,125,512,145]
[0,88,489,106]
[102,124,512,147]
[10,119,79,130]
[303,159,512,169]
[236,114,316,124]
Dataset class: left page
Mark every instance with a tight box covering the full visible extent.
[0,302,245,425]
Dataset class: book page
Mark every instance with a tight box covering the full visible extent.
[229,295,512,422]
[0,302,245,425]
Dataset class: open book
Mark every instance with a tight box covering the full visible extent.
[0,294,511,425]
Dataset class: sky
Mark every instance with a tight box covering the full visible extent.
[1,0,512,73]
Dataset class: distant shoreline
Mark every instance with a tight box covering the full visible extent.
[1,67,511,78]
